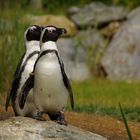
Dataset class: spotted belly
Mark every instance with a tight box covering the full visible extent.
[33,61,68,113]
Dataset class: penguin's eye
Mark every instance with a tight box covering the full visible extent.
[48,30,53,33]
[30,29,35,33]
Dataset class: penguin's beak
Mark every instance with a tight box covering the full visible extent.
[58,28,67,35]
[61,28,67,34]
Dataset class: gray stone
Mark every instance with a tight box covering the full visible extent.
[101,7,140,81]
[127,6,140,20]
[0,117,108,140]
[57,38,90,81]
[57,29,106,81]
[100,21,121,38]
[67,6,80,15]
[69,2,129,27]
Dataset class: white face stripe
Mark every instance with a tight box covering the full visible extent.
[46,27,56,31]
[30,26,37,31]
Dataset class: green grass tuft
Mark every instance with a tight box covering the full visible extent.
[119,103,133,140]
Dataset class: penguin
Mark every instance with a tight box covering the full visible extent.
[19,26,74,125]
[5,25,44,120]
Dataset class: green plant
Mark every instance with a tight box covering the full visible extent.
[119,103,133,140]
[0,10,27,99]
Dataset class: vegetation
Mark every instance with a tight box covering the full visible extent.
[0,10,27,98]
[119,103,133,140]
[72,80,140,121]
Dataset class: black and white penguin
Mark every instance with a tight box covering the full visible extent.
[19,26,74,125]
[5,25,44,119]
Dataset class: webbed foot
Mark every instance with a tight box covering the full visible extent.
[34,111,46,121]
[48,111,67,126]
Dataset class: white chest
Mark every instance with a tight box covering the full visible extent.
[33,53,68,112]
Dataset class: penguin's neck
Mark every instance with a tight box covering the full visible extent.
[41,41,58,52]
[25,40,40,54]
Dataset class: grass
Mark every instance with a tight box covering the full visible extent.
[0,8,28,97]
[119,103,133,140]
[71,80,140,121]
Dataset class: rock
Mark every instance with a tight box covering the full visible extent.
[101,7,140,81]
[100,21,121,38]
[57,38,75,62]
[75,29,105,61]
[57,38,91,81]
[67,6,80,15]
[0,117,108,140]
[21,14,77,37]
[127,6,140,20]
[66,61,90,81]
[68,2,128,28]
[57,29,106,81]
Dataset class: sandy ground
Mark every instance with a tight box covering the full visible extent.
[0,107,140,140]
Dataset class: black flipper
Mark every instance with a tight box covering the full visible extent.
[61,63,74,110]
[52,51,74,110]
[19,73,34,109]
[5,53,25,112]
[58,59,74,110]
[18,50,41,109]
[5,77,20,112]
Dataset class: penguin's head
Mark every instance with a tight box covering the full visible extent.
[24,25,44,42]
[41,26,67,43]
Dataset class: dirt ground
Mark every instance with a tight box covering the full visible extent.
[0,107,140,140]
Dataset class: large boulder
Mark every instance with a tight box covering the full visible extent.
[0,117,108,140]
[21,14,77,37]
[57,38,90,81]
[127,6,140,20]
[101,7,140,81]
[57,29,106,81]
[68,2,129,28]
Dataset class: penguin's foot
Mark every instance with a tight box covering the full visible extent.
[55,115,67,126]
[48,112,67,126]
[34,115,46,121]
[34,111,46,121]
